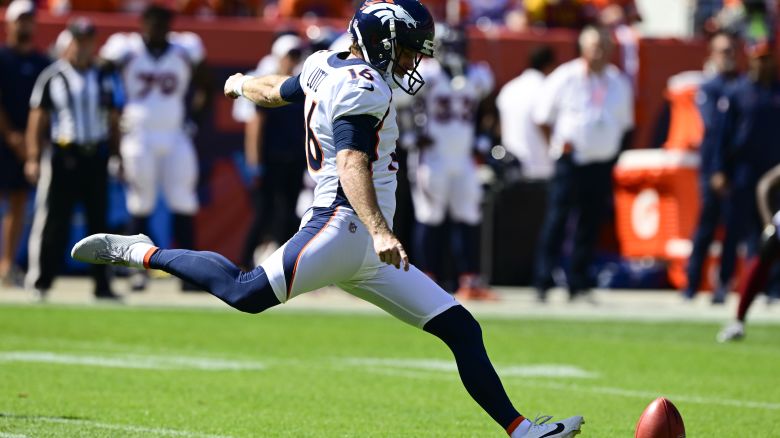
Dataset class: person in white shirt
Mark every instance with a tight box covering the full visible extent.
[532,26,634,302]
[496,45,556,180]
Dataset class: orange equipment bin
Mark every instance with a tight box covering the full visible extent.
[662,71,705,151]
[613,149,700,259]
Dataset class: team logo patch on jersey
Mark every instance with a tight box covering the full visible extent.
[362,1,419,28]
[349,222,358,233]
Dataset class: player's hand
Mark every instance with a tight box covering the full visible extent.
[107,155,124,182]
[24,159,39,184]
[224,73,245,99]
[710,172,729,196]
[373,231,410,271]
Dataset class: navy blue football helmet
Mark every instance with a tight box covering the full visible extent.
[349,0,435,95]
[435,23,468,78]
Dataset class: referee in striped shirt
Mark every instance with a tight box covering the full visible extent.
[24,17,123,300]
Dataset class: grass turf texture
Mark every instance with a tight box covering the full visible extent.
[0,304,778,437]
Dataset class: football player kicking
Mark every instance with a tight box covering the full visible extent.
[72,1,583,436]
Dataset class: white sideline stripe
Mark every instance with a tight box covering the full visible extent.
[0,351,266,371]
[524,381,780,411]
[362,367,780,411]
[0,433,30,438]
[342,357,599,378]
[23,417,231,438]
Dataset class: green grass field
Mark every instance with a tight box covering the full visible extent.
[0,303,778,437]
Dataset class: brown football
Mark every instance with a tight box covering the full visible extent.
[635,397,686,438]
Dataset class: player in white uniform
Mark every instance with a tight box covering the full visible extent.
[99,5,210,289]
[71,1,583,436]
[406,24,495,299]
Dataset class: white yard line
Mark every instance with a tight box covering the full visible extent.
[357,363,780,411]
[0,433,30,438]
[343,357,599,378]
[522,380,780,411]
[0,351,266,371]
[9,416,231,438]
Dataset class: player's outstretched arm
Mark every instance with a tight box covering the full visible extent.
[224,73,292,108]
[337,149,409,271]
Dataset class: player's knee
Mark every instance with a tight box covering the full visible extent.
[457,308,483,345]
[424,305,483,346]
[229,291,277,314]
[232,300,266,314]
[226,282,280,314]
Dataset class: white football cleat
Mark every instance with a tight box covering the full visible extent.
[518,415,584,437]
[71,233,154,269]
[717,321,745,343]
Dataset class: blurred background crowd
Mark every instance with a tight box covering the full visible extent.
[1,0,780,307]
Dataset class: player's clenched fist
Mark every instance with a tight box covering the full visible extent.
[224,73,248,99]
[373,232,410,271]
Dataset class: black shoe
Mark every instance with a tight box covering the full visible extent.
[94,290,122,301]
[569,289,597,304]
[536,288,548,303]
[31,288,49,302]
[682,289,696,301]
[711,288,727,305]
[130,271,148,292]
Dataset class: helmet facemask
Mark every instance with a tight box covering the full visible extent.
[387,21,430,95]
[349,0,435,96]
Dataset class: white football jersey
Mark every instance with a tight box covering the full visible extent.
[418,59,494,158]
[298,50,399,224]
[100,32,205,133]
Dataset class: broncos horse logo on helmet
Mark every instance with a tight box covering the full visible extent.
[361,2,419,28]
[349,0,435,95]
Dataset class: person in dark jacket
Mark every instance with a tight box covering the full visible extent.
[710,41,780,304]
[684,31,742,303]
[0,0,50,284]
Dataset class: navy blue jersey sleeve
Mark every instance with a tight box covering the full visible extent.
[280,74,305,103]
[333,114,381,155]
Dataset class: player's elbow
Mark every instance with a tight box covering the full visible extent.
[336,149,369,177]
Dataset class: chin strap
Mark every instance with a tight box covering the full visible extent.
[383,20,399,87]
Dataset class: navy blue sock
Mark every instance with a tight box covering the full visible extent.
[148,249,280,313]
[423,305,521,429]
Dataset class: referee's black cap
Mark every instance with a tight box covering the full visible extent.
[67,16,96,38]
